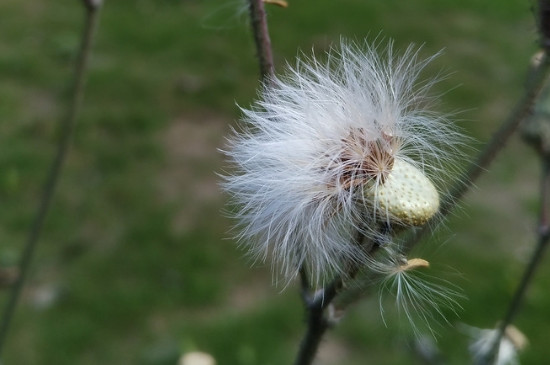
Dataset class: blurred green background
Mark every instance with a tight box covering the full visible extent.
[0,0,548,364]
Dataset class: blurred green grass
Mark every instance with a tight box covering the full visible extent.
[0,0,549,364]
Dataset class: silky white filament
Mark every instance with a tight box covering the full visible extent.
[222,39,464,286]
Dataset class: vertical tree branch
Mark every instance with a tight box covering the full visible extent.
[248,0,275,83]
[244,2,330,362]
[294,232,369,365]
[0,0,102,354]
[293,299,331,365]
[293,278,344,365]
[244,3,333,362]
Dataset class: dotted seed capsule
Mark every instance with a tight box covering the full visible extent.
[363,159,440,227]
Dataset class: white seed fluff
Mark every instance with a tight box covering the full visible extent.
[222,40,463,285]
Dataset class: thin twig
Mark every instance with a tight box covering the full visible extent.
[294,280,344,365]
[299,266,312,305]
[485,138,550,364]
[294,267,348,365]
[293,297,331,365]
[244,2,334,362]
[0,0,102,355]
[244,1,345,360]
[294,232,369,365]
[243,2,329,362]
[482,2,550,361]
[248,0,275,83]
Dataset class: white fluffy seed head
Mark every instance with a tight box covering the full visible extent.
[222,39,464,286]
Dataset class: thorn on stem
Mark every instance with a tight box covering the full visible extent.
[263,0,289,8]
[401,258,430,271]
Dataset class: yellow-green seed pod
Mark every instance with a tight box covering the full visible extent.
[363,159,439,226]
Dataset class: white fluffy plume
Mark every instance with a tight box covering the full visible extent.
[222,40,463,285]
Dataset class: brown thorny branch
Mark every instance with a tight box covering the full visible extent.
[0,0,102,356]
[246,1,550,365]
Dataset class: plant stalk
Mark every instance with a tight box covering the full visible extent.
[248,0,275,83]
[486,155,550,363]
[294,232,369,365]
[0,0,102,355]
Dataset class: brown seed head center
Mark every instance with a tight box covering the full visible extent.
[337,128,396,190]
